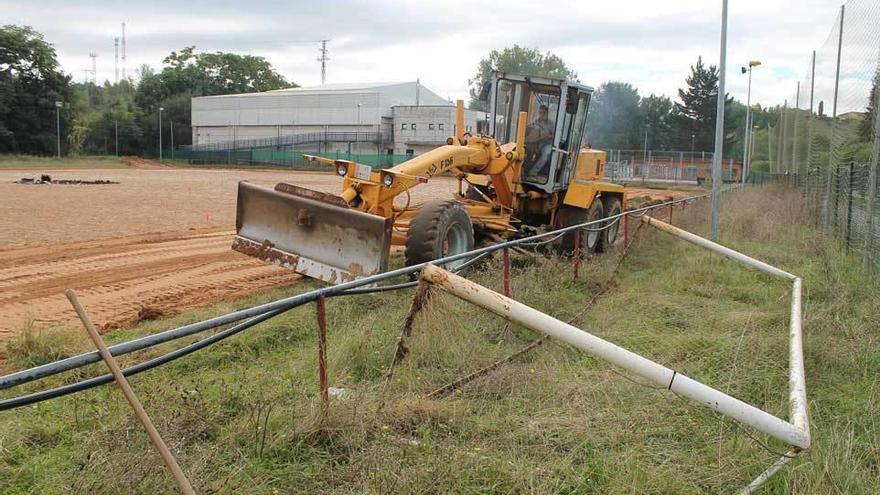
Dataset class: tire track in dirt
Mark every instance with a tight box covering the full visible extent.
[0,229,295,357]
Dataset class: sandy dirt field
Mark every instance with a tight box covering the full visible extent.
[0,168,458,350]
[0,165,692,353]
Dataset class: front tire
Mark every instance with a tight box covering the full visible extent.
[405,200,475,269]
[584,199,605,253]
[598,196,622,252]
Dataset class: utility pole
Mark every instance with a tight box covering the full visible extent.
[643,127,648,163]
[317,40,330,85]
[55,101,63,158]
[710,0,728,242]
[170,119,174,161]
[114,119,119,157]
[691,133,695,164]
[158,107,164,162]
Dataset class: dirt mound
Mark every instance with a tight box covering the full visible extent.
[123,156,175,169]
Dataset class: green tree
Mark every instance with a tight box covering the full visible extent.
[639,94,675,151]
[858,69,879,141]
[585,82,641,149]
[0,25,73,154]
[672,57,735,154]
[134,47,293,149]
[468,45,577,111]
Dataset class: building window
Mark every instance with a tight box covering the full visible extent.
[411,124,417,130]
[401,123,407,130]
[438,123,444,131]
[428,123,434,130]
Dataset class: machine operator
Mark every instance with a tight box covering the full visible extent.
[524,104,554,180]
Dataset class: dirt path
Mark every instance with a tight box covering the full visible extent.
[0,229,292,350]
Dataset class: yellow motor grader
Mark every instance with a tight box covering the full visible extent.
[233,72,626,283]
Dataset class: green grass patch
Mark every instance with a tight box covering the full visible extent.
[0,186,878,493]
[0,154,131,170]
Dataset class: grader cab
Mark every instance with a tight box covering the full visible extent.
[233,72,626,283]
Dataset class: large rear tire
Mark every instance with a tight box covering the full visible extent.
[598,196,622,252]
[405,200,475,269]
[556,198,604,254]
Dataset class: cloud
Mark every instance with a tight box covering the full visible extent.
[3,0,865,109]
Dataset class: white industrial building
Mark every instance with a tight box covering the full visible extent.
[190,81,485,156]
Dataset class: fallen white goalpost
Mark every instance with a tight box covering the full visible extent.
[419,215,809,493]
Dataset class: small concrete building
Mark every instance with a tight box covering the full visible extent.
[190,81,485,156]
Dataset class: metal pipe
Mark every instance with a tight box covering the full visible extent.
[420,264,809,448]
[640,216,796,281]
[789,278,809,441]
[738,450,800,494]
[1,195,709,391]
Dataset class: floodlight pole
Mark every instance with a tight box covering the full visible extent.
[742,67,752,188]
[55,101,63,158]
[710,0,728,241]
[158,106,164,162]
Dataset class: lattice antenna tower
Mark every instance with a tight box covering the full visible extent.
[114,37,119,83]
[121,22,127,80]
[317,40,330,85]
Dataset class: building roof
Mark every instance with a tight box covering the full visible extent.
[268,82,411,93]
[195,81,449,104]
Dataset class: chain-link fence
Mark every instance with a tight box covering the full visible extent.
[767,0,880,269]
[605,149,742,184]
[162,149,415,170]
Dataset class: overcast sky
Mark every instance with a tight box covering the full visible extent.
[5,0,851,107]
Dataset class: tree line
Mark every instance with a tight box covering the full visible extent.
[0,26,291,156]
[4,26,873,166]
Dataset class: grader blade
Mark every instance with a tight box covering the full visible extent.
[233,181,393,284]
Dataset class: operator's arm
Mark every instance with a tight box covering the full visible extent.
[524,122,540,144]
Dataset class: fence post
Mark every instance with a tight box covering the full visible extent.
[572,230,582,280]
[623,213,629,246]
[846,162,855,251]
[824,4,845,227]
[502,247,511,296]
[315,296,329,406]
[864,72,880,268]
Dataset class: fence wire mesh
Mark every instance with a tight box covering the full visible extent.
[770,0,880,269]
